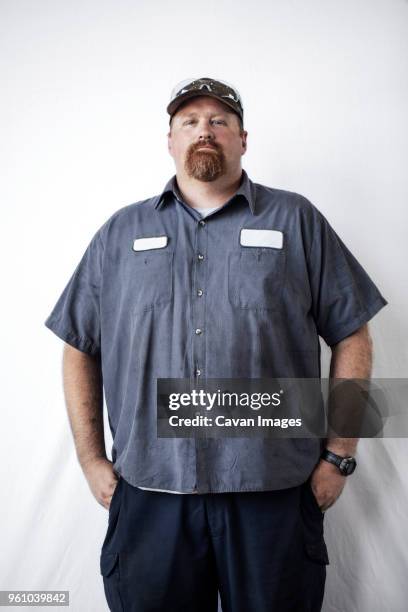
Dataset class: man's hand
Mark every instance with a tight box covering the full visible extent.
[83,457,120,510]
[310,459,347,512]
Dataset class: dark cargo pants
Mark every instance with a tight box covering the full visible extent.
[100,476,329,611]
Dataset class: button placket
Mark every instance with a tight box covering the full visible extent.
[194,216,209,495]
[193,216,207,383]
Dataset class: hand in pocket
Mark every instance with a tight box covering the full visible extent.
[83,458,120,509]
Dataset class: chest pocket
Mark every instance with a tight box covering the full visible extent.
[132,249,173,312]
[228,248,286,311]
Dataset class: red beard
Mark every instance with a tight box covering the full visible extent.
[185,142,226,182]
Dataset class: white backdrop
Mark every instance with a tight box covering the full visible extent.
[1,0,407,610]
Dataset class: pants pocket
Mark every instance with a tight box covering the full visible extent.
[300,480,330,566]
[301,541,328,612]
[102,477,124,555]
[307,480,325,517]
[300,481,329,612]
[100,552,120,577]
[109,476,123,522]
[100,552,125,612]
[304,539,330,565]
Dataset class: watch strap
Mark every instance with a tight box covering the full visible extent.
[321,449,357,475]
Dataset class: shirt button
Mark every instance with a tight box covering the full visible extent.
[197,254,204,261]
[197,289,203,297]
[195,328,203,335]
[199,220,206,227]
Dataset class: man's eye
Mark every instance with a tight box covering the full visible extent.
[183,119,225,126]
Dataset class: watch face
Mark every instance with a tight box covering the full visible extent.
[340,458,356,475]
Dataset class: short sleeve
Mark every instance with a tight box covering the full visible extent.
[307,209,388,346]
[44,228,105,356]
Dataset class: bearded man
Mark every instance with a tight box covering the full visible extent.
[45,77,387,611]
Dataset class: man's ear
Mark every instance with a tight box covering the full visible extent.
[241,130,248,154]
[167,131,173,155]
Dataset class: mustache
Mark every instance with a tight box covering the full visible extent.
[191,141,220,152]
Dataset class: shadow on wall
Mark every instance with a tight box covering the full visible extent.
[323,439,402,611]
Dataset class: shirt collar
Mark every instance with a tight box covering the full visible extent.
[154,168,257,215]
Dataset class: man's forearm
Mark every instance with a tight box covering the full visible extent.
[62,343,106,471]
[325,324,373,456]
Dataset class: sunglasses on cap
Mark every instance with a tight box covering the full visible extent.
[167,77,244,124]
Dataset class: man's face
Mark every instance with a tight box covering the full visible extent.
[167,96,247,182]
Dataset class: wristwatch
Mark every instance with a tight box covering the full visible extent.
[321,449,357,476]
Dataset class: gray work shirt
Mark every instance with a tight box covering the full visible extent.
[44,169,388,493]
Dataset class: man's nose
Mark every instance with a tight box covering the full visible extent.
[198,136,214,144]
[197,121,215,141]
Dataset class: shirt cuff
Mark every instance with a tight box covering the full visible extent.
[320,295,388,346]
[44,317,100,356]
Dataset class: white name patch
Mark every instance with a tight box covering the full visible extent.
[240,228,283,249]
[132,236,168,251]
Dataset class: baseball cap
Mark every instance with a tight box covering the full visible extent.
[167,77,244,125]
